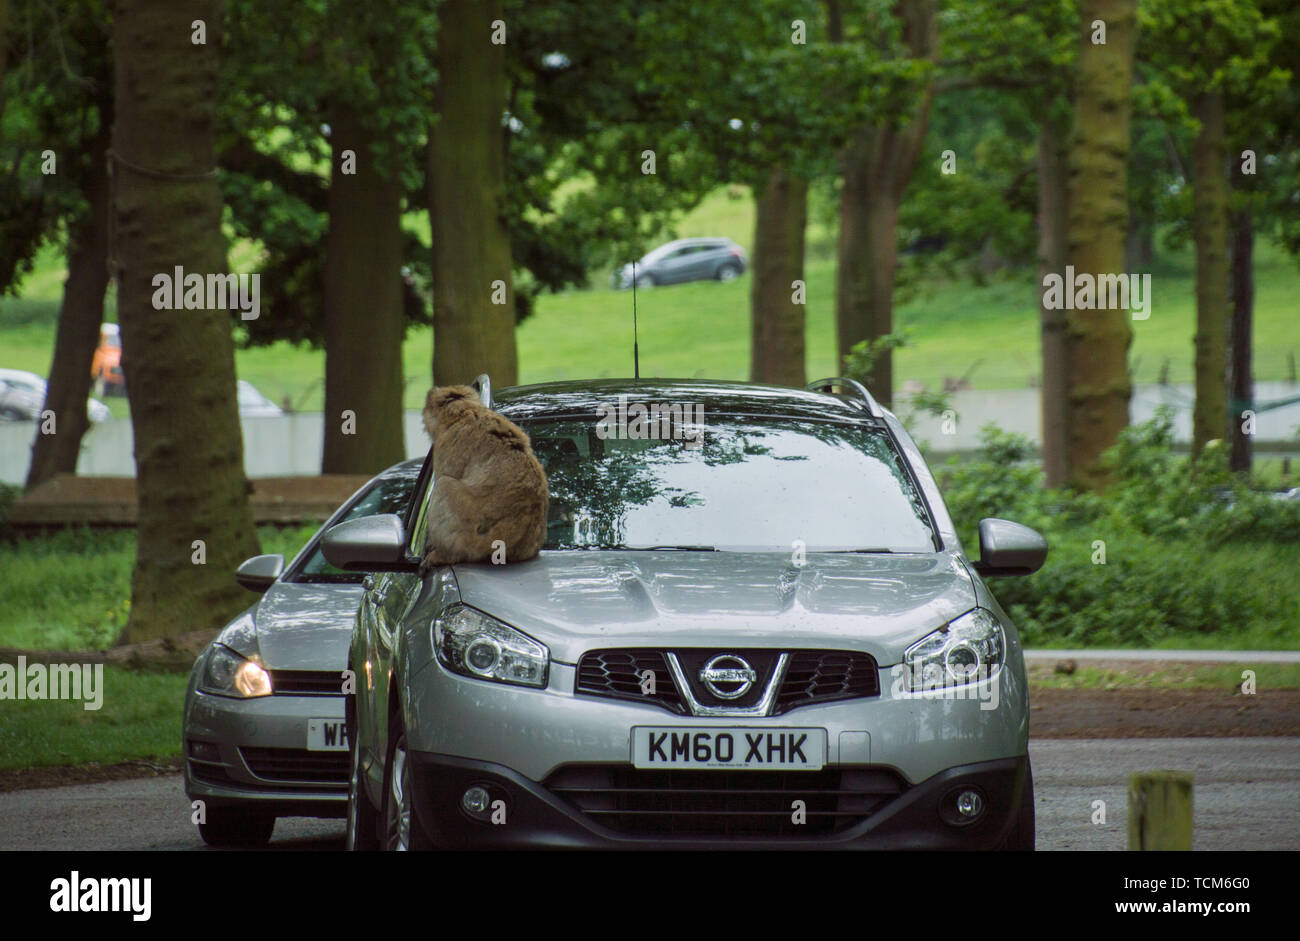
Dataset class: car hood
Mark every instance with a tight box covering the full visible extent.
[451,550,977,666]
[248,581,365,671]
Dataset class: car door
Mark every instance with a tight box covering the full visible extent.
[358,451,433,786]
[369,449,438,775]
[655,246,694,284]
[692,243,726,280]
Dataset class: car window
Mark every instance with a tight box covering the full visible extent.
[523,416,937,553]
[293,468,422,582]
[405,449,436,558]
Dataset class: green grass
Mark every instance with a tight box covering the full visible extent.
[1027,662,1300,691]
[0,525,321,652]
[4,187,1298,412]
[0,667,187,771]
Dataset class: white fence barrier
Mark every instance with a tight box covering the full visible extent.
[2,411,431,485]
[2,383,1298,485]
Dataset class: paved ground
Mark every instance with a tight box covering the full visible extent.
[1,738,1295,850]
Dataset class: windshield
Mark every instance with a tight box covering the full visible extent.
[523,416,937,553]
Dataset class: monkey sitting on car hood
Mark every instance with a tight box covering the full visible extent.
[420,385,549,569]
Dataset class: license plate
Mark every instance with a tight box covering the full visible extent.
[631,727,825,770]
[306,718,348,752]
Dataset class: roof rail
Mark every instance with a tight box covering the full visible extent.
[472,373,492,409]
[805,376,883,418]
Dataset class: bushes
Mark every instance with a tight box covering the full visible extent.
[939,413,1300,648]
[994,533,1299,648]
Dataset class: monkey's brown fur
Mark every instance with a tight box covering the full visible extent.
[420,385,548,568]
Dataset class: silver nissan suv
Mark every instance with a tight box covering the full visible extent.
[324,377,1046,850]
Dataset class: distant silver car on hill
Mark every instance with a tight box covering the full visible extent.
[616,237,747,289]
[328,376,1046,850]
[181,458,422,847]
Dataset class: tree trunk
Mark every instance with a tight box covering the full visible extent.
[112,0,259,642]
[427,0,517,388]
[0,0,9,125]
[750,169,808,387]
[26,115,112,488]
[1063,0,1137,492]
[1228,207,1253,474]
[1191,90,1229,457]
[1038,114,1070,489]
[833,0,938,407]
[321,106,406,473]
[1124,218,1154,271]
[835,130,903,403]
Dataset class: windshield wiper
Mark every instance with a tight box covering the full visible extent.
[826,548,897,554]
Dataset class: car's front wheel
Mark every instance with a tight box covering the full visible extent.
[198,808,275,848]
[380,722,433,850]
[345,700,380,851]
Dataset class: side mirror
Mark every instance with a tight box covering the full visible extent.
[236,553,284,592]
[320,514,414,571]
[971,518,1047,578]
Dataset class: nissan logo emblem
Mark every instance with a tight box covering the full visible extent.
[699,654,757,700]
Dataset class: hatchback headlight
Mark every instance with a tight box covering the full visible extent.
[434,605,549,688]
[902,608,1004,691]
[200,643,273,698]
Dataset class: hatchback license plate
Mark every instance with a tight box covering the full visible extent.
[306,718,348,752]
[631,727,825,770]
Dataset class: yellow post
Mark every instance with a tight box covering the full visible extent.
[1128,771,1193,850]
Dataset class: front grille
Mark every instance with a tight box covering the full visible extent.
[268,670,347,696]
[576,648,879,715]
[776,651,879,710]
[576,650,685,713]
[240,747,348,786]
[546,764,905,837]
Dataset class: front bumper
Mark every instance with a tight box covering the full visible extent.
[408,752,1028,849]
[404,659,1029,785]
[183,689,348,818]
[398,645,1029,847]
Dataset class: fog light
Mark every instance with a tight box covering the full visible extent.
[461,786,491,817]
[188,740,220,762]
[956,789,985,818]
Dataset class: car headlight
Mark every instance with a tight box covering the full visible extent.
[434,605,549,688]
[200,643,273,698]
[902,608,1004,692]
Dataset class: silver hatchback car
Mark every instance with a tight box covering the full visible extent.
[182,459,422,847]
[326,378,1046,850]
[616,237,748,289]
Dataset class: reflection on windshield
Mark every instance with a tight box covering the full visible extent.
[524,418,935,553]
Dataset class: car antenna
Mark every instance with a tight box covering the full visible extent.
[632,260,640,383]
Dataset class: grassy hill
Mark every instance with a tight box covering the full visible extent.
[3,186,1298,416]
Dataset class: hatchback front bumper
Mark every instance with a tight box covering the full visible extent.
[408,752,1029,849]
